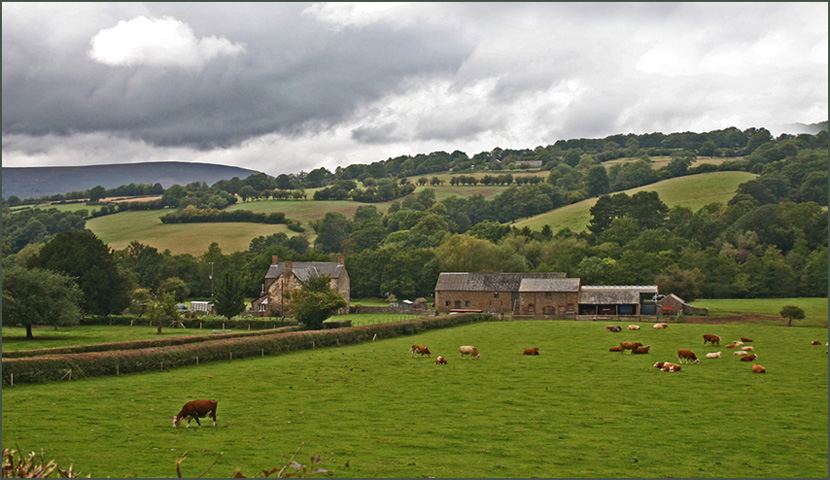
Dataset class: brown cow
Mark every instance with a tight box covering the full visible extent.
[632,345,651,354]
[653,361,666,369]
[677,349,699,364]
[410,345,431,357]
[173,399,217,428]
[620,341,643,354]
[811,341,822,345]
[751,364,766,373]
[739,354,758,362]
[703,334,721,345]
[740,337,753,342]
[725,344,736,349]
[523,348,539,355]
[435,356,447,365]
[610,346,623,352]
[660,362,682,372]
[458,345,480,359]
[605,325,622,332]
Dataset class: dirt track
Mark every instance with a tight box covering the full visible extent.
[682,314,827,327]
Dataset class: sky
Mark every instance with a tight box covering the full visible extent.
[2,2,828,177]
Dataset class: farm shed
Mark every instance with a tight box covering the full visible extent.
[516,278,581,316]
[657,293,709,315]
[190,301,213,314]
[251,255,350,317]
[577,285,658,316]
[434,272,566,313]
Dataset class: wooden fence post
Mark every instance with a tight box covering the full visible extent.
[116,365,119,377]
[10,373,13,387]
[196,356,199,366]
[229,352,233,361]
[261,348,264,357]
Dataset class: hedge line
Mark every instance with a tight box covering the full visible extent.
[2,325,303,359]
[1,314,495,385]
[80,315,296,330]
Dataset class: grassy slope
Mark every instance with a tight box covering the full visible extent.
[1,325,212,352]
[690,297,829,327]
[513,171,757,232]
[2,320,826,478]
[86,210,292,255]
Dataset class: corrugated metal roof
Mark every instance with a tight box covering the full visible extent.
[435,272,567,292]
[519,278,581,292]
[579,285,658,304]
[265,262,345,280]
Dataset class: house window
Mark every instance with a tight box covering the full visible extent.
[454,300,462,308]
[258,304,267,312]
[545,292,552,298]
[446,301,450,306]
[567,303,575,312]
[528,303,535,313]
[494,292,499,298]
[543,306,554,315]
[465,301,470,307]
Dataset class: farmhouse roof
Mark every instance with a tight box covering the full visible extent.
[435,272,566,292]
[519,278,581,292]
[265,262,346,282]
[578,285,658,304]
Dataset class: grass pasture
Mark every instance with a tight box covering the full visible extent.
[513,171,757,232]
[86,210,293,255]
[689,297,829,328]
[1,325,221,352]
[2,320,826,478]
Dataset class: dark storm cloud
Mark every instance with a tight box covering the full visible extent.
[1,3,474,150]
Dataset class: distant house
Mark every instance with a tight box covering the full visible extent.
[657,293,709,315]
[577,285,658,316]
[251,256,350,317]
[516,160,543,168]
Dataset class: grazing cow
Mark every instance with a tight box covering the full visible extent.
[811,341,822,345]
[705,351,722,359]
[677,349,699,364]
[620,341,643,353]
[410,345,431,357]
[435,356,447,365]
[627,325,641,330]
[733,341,744,346]
[632,345,651,354]
[173,399,217,428]
[733,351,749,356]
[661,362,682,372]
[610,346,623,352]
[653,323,668,329]
[739,354,758,362]
[523,348,539,355]
[725,344,736,349]
[752,364,766,373]
[653,361,666,369]
[741,346,754,351]
[458,345,481,359]
[703,334,721,345]
[605,325,622,332]
[740,337,753,342]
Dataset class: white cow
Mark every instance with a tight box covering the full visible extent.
[733,350,749,356]
[627,325,640,330]
[458,345,481,359]
[705,351,722,359]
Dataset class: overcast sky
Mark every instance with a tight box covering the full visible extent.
[2,2,827,177]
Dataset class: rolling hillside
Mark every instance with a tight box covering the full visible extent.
[85,171,756,255]
[2,161,261,199]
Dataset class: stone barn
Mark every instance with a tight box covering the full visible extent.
[434,272,567,313]
[251,256,350,317]
[516,278,581,316]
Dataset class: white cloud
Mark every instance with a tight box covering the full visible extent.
[302,2,412,30]
[88,15,245,69]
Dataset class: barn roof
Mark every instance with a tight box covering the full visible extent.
[519,278,581,292]
[435,272,566,292]
[265,262,346,281]
[578,285,658,304]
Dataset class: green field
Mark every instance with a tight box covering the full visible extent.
[86,210,292,255]
[2,320,826,478]
[514,171,757,232]
[227,199,393,224]
[690,297,829,328]
[1,324,223,352]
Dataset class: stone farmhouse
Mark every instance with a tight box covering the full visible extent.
[251,256,350,317]
[435,272,658,317]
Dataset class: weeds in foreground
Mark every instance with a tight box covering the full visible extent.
[2,447,88,478]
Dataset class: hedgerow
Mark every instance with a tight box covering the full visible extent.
[1,314,495,385]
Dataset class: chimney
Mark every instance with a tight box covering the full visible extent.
[338,255,345,265]
[272,255,278,265]
[285,261,292,272]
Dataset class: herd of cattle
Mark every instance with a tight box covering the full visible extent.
[604,323,768,374]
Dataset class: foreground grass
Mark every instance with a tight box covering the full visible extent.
[514,171,757,232]
[690,297,829,328]
[2,321,826,478]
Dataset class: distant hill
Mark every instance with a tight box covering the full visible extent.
[1,161,262,199]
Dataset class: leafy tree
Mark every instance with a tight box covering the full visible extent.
[147,292,181,334]
[27,231,130,316]
[127,288,154,318]
[655,267,706,302]
[313,212,352,253]
[584,165,610,197]
[158,277,190,302]
[2,266,83,339]
[779,305,805,327]
[214,272,246,320]
[238,185,258,202]
[286,273,347,329]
